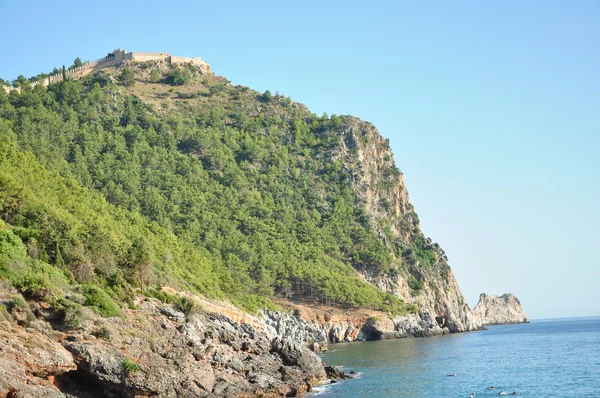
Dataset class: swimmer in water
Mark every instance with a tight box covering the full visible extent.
[490,387,496,390]
[447,373,457,376]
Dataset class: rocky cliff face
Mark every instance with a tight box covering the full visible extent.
[334,118,482,334]
[472,293,530,325]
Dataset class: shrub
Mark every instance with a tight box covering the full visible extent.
[82,285,121,317]
[150,68,161,83]
[118,68,136,87]
[405,304,419,314]
[53,296,83,329]
[89,71,112,87]
[122,358,141,373]
[292,308,301,319]
[176,91,199,99]
[8,294,35,324]
[17,273,55,298]
[165,68,191,85]
[408,276,425,291]
[0,303,11,321]
[261,90,272,102]
[145,287,174,304]
[234,294,277,314]
[10,293,29,310]
[63,305,83,330]
[93,326,111,340]
[0,230,27,259]
[173,296,199,317]
[209,83,225,95]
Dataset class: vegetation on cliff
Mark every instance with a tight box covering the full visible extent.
[0,60,446,317]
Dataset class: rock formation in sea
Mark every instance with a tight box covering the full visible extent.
[472,293,530,325]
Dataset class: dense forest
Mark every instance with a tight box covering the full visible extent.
[0,62,443,319]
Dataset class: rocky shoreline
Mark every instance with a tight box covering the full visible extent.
[1,285,508,397]
[0,286,329,397]
[260,299,484,348]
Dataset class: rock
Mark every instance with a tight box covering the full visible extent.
[0,320,75,397]
[270,337,326,380]
[324,365,352,380]
[158,306,186,323]
[310,341,321,353]
[473,293,530,325]
[63,342,126,388]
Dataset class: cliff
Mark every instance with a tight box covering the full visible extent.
[331,118,482,335]
[472,293,530,325]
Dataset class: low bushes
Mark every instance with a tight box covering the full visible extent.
[82,285,121,317]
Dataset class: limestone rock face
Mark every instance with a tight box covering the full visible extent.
[472,293,530,325]
[335,117,483,335]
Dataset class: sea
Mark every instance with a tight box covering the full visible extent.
[311,317,600,397]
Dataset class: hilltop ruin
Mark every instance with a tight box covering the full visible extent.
[3,49,211,93]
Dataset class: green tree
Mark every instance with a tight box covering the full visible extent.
[118,68,136,87]
[150,68,161,83]
[11,75,28,88]
[69,57,84,70]
[262,90,272,102]
[165,68,191,85]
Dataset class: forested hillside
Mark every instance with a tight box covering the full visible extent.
[0,60,455,319]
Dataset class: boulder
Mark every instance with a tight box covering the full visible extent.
[270,337,326,380]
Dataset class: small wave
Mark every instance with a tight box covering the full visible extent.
[309,382,334,396]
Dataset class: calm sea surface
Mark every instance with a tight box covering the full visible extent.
[312,317,600,397]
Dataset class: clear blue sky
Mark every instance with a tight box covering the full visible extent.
[1,1,598,319]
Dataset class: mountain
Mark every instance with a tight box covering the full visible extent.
[0,50,481,395]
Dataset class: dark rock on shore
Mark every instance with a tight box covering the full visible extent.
[324,366,352,380]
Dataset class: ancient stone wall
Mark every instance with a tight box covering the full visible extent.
[170,56,212,72]
[3,49,211,93]
[130,52,170,62]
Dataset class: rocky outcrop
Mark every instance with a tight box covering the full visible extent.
[260,308,453,345]
[0,319,76,397]
[0,289,328,398]
[473,293,530,325]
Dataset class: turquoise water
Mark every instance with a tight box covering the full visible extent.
[313,317,600,397]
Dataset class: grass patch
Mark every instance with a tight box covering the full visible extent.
[145,287,175,304]
[122,358,141,373]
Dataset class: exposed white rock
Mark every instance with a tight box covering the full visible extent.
[473,293,530,325]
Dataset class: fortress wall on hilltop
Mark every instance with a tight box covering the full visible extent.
[4,49,211,93]
[130,52,170,62]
